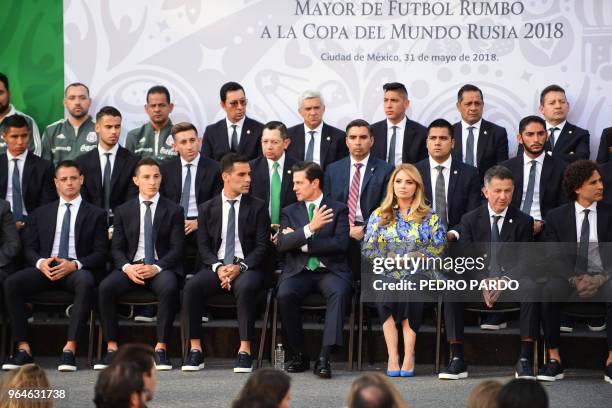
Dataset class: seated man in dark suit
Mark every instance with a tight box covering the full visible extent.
[0,198,20,287]
[371,82,427,166]
[601,136,612,205]
[595,127,612,164]
[201,82,264,161]
[161,122,222,277]
[286,90,347,170]
[2,161,107,372]
[182,153,269,373]
[77,106,139,223]
[518,84,590,163]
[540,160,612,383]
[452,84,509,180]
[0,114,57,231]
[325,119,393,275]
[96,158,184,371]
[276,161,352,379]
[439,165,535,380]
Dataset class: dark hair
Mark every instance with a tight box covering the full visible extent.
[346,119,373,137]
[55,160,82,177]
[382,82,407,97]
[231,395,277,408]
[94,361,145,408]
[484,165,514,186]
[146,85,171,104]
[64,82,90,97]
[96,106,122,122]
[351,384,394,408]
[291,161,324,190]
[563,160,601,201]
[111,343,155,376]
[518,115,546,134]
[497,379,548,408]
[457,84,483,102]
[135,157,161,175]
[1,115,28,132]
[220,153,249,174]
[427,118,454,138]
[0,72,8,91]
[220,81,245,103]
[540,84,565,105]
[263,121,289,140]
[237,368,291,405]
[171,122,198,138]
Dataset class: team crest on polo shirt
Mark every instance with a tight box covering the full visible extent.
[56,133,66,140]
[165,135,174,146]
[86,132,98,143]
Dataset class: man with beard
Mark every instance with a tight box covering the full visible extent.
[0,72,41,156]
[41,83,97,164]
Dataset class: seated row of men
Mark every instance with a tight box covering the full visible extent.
[0,107,611,384]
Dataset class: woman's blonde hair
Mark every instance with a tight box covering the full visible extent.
[0,363,52,408]
[466,379,502,408]
[379,163,430,227]
[347,372,408,408]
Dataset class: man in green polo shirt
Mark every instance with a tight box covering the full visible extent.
[0,72,41,156]
[41,82,98,164]
[125,85,177,162]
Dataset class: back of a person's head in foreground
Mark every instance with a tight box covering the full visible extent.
[232,395,278,408]
[94,361,148,408]
[236,368,291,408]
[347,373,408,408]
[111,343,157,401]
[497,379,548,408]
[467,380,503,408]
[0,364,52,408]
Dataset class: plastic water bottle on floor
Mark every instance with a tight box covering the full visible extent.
[274,343,285,370]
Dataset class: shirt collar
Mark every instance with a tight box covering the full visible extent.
[523,151,545,165]
[387,116,406,130]
[222,191,242,204]
[461,119,482,131]
[487,203,509,219]
[60,194,82,209]
[139,193,160,205]
[266,153,285,170]
[429,155,452,170]
[226,116,246,129]
[305,193,324,209]
[575,200,597,214]
[180,153,200,168]
[546,120,566,132]
[98,143,119,156]
[6,149,28,162]
[304,121,324,134]
[350,154,370,167]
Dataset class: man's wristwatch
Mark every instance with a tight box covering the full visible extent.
[239,262,248,273]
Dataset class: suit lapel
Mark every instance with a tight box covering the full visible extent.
[401,122,412,163]
[294,126,306,160]
[220,121,230,151]
[45,202,61,249]
[452,124,463,161]
[514,155,525,203]
[539,155,553,203]
[281,156,293,205]
[478,205,491,241]
[0,154,7,197]
[238,195,249,245]
[554,124,571,153]
[92,149,103,195]
[500,207,517,242]
[340,158,351,202]
[476,122,488,165]
[110,147,125,189]
[319,123,332,165]
[447,160,460,202]
[421,162,433,201]
[238,118,252,151]
[195,158,208,201]
[153,198,167,243]
[361,156,376,195]
[212,196,223,243]
[75,201,86,254]
[23,153,35,198]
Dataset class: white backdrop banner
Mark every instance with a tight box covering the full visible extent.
[64,0,612,155]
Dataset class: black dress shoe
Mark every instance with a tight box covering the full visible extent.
[286,353,309,373]
[313,356,332,379]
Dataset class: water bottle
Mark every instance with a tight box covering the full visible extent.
[274,343,285,370]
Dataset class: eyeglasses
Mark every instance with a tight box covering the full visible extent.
[228,99,248,108]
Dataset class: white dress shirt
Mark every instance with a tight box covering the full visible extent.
[574,201,603,274]
[181,154,200,218]
[350,154,369,223]
[387,116,406,166]
[217,191,244,261]
[520,152,544,220]
[487,204,509,234]
[461,119,482,165]
[303,122,324,165]
[98,143,120,185]
[5,150,28,215]
[267,153,286,215]
[226,116,246,147]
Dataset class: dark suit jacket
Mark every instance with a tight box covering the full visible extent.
[276,197,350,282]
[601,161,612,206]
[77,146,139,212]
[286,123,348,169]
[197,194,270,271]
[544,201,612,277]
[201,117,264,161]
[0,152,57,215]
[0,199,20,268]
[500,153,568,219]
[458,204,533,278]
[111,196,185,276]
[452,119,509,180]
[371,117,428,164]
[22,199,108,275]
[596,127,612,164]
[415,157,481,231]
[517,122,589,163]
[248,154,298,212]
[160,156,222,209]
[324,155,393,224]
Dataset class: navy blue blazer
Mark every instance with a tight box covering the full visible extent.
[201,117,264,161]
[77,146,139,212]
[248,154,298,212]
[22,199,108,275]
[0,152,57,215]
[160,155,222,209]
[601,161,612,206]
[286,123,348,170]
[517,122,589,163]
[276,197,350,282]
[452,119,509,180]
[596,127,612,164]
[371,117,428,164]
[111,196,185,276]
[323,155,393,224]
[415,157,481,231]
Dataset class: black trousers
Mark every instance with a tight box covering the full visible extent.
[541,277,612,349]
[183,231,199,278]
[277,269,352,354]
[98,269,179,343]
[184,268,262,341]
[4,267,95,343]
